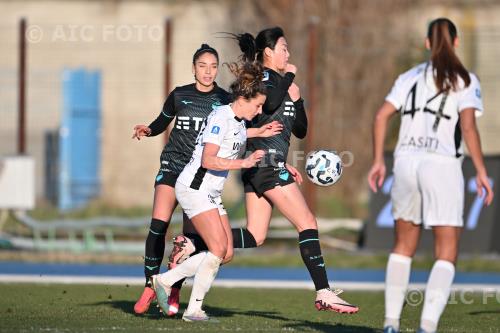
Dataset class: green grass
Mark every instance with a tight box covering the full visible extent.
[1,284,499,332]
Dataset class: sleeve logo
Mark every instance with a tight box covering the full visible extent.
[262,71,269,81]
[211,125,220,134]
[475,88,481,98]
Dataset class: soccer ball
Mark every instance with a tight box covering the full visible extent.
[305,150,343,186]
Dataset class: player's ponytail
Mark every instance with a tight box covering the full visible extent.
[427,18,470,92]
[232,27,285,64]
[226,62,266,100]
[234,33,257,63]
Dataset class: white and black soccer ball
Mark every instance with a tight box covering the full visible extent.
[305,150,343,186]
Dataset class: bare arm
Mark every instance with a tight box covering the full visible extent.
[246,121,283,138]
[201,143,264,171]
[246,128,260,138]
[367,101,398,192]
[460,108,494,205]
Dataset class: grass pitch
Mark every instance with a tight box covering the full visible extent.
[1,284,498,332]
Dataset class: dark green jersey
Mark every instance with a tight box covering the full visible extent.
[148,83,231,174]
[246,68,307,166]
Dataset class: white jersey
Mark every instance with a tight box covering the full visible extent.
[386,62,483,158]
[177,105,247,196]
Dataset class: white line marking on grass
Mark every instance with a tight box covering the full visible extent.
[0,275,498,292]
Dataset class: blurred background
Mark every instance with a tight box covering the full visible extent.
[1,0,499,265]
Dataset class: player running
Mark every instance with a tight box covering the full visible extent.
[131,44,229,315]
[132,44,281,315]
[169,27,359,314]
[151,61,268,321]
[367,18,494,333]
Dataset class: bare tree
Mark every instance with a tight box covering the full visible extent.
[228,0,426,217]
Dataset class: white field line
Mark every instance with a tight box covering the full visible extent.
[0,274,498,292]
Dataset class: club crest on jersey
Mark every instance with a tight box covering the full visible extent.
[262,71,270,81]
[475,88,481,98]
[211,125,221,134]
[279,169,290,181]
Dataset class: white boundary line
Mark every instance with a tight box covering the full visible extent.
[0,274,498,292]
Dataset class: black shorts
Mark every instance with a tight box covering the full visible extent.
[154,169,180,188]
[242,166,295,197]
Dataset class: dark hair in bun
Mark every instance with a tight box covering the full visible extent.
[192,43,219,64]
[232,27,284,63]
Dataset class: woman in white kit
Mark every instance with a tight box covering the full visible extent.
[151,61,269,321]
[368,18,494,333]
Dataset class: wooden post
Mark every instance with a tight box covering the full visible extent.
[18,18,27,155]
[163,18,173,144]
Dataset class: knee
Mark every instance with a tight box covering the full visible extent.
[222,251,233,264]
[209,243,227,259]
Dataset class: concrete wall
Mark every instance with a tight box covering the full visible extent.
[0,0,237,207]
[410,3,500,155]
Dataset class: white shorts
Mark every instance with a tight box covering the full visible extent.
[175,182,227,219]
[391,154,464,228]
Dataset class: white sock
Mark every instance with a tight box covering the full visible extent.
[185,251,223,314]
[420,260,455,333]
[384,253,412,331]
[158,252,207,287]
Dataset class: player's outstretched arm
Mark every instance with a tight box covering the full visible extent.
[146,91,177,137]
[247,120,283,138]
